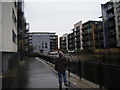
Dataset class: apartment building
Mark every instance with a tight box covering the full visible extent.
[68,30,75,51]
[0,1,18,73]
[74,21,83,51]
[93,22,104,49]
[60,21,83,52]
[59,33,68,52]
[101,0,120,48]
[82,20,103,51]
[59,37,63,51]
[60,20,104,52]
[50,33,58,51]
[29,32,58,54]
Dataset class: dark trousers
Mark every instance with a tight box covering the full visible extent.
[58,71,67,85]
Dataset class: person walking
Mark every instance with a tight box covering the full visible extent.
[55,51,68,88]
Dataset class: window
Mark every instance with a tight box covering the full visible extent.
[76,26,80,30]
[118,26,120,31]
[109,29,115,36]
[109,22,114,27]
[118,16,120,22]
[39,45,41,49]
[14,1,17,8]
[12,30,17,43]
[95,22,98,24]
[116,0,120,4]
[45,42,47,48]
[108,13,114,18]
[42,42,44,48]
[116,7,120,13]
[12,9,17,26]
[107,4,112,10]
[45,46,47,48]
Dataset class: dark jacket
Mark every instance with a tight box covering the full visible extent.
[55,56,67,73]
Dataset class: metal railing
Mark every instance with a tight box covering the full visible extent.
[39,54,120,89]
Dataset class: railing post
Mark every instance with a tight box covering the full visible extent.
[78,59,82,80]
[99,61,102,89]
[68,58,70,87]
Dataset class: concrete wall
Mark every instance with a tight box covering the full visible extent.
[2,53,10,73]
[2,52,19,73]
[2,2,17,52]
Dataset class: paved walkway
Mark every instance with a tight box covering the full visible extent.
[13,57,78,89]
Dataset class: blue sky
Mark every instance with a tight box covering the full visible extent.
[24,0,109,37]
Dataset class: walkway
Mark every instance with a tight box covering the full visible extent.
[13,57,78,89]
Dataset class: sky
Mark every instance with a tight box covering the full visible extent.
[24,0,109,37]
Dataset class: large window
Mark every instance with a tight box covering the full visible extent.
[12,30,17,43]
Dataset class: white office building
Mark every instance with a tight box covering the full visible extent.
[0,1,18,73]
[29,32,58,54]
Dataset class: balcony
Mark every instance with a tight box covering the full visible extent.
[82,32,89,35]
[68,41,72,44]
[25,29,29,33]
[83,44,89,47]
[25,43,29,46]
[75,33,80,37]
[25,36,29,39]
[109,33,116,37]
[106,7,113,13]
[75,29,80,33]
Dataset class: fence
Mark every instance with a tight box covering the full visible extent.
[39,55,57,65]
[39,55,120,89]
